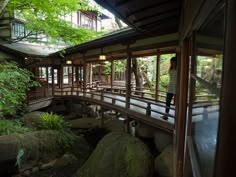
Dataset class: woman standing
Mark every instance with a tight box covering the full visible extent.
[162,57,177,120]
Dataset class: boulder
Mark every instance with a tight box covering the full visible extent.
[54,153,78,168]
[75,132,154,177]
[155,145,174,177]
[0,130,91,176]
[153,129,173,152]
[69,118,100,129]
[136,122,155,138]
[68,136,91,166]
[21,111,44,129]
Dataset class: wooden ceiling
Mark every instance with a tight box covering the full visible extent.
[95,0,182,33]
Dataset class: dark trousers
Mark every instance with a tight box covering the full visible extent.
[165,93,175,113]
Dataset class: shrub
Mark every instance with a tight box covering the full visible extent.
[38,112,67,130]
[0,119,30,136]
[38,112,74,147]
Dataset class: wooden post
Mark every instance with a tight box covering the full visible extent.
[100,107,104,128]
[72,65,74,92]
[75,65,79,88]
[125,116,131,134]
[46,66,49,90]
[83,62,87,96]
[215,1,236,176]
[146,103,151,116]
[59,65,63,89]
[52,67,55,96]
[111,59,114,91]
[183,34,196,177]
[155,51,160,101]
[126,51,132,109]
[175,40,190,177]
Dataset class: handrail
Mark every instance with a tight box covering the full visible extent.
[52,88,175,119]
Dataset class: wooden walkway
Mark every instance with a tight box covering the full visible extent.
[28,87,218,133]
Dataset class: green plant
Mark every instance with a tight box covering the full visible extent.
[38,112,67,130]
[38,112,74,148]
[0,119,30,136]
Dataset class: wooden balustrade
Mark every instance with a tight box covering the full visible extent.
[28,86,176,119]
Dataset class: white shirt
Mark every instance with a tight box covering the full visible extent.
[167,69,177,94]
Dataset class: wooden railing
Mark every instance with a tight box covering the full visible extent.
[53,87,175,119]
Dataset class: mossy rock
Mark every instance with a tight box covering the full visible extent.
[75,132,154,177]
[155,145,174,177]
[21,111,45,129]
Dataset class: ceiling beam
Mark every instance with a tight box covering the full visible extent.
[115,0,136,7]
[133,9,180,26]
[126,1,180,19]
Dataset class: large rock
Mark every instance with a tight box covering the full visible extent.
[69,118,100,129]
[0,130,90,176]
[155,145,174,177]
[154,129,173,152]
[21,111,44,129]
[75,132,154,177]
[136,122,156,138]
[68,136,91,166]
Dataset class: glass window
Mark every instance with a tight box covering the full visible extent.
[188,3,225,177]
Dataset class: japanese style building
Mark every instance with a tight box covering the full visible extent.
[0,0,235,177]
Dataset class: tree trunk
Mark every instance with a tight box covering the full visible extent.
[132,58,143,95]
[142,71,152,88]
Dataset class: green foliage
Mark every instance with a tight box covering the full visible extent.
[103,62,111,75]
[114,60,126,73]
[38,112,74,147]
[0,119,30,136]
[38,112,67,130]
[5,0,105,45]
[56,129,75,148]
[0,58,39,118]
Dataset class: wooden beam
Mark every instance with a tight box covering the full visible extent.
[215,1,236,176]
[134,10,180,27]
[175,40,190,177]
[183,34,196,177]
[111,59,114,90]
[52,67,54,96]
[72,65,74,90]
[126,0,178,18]
[155,51,160,101]
[126,51,132,109]
[83,62,87,95]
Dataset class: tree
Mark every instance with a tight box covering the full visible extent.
[132,58,143,92]
[4,0,104,45]
[0,58,39,118]
[0,0,10,14]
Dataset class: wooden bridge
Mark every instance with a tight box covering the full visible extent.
[28,86,218,134]
[28,87,176,133]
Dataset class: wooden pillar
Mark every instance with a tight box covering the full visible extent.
[90,63,93,85]
[100,107,104,128]
[155,51,160,101]
[111,60,114,90]
[125,116,131,134]
[46,66,49,89]
[126,51,132,109]
[52,67,55,96]
[83,62,87,95]
[75,65,79,88]
[59,65,63,89]
[215,1,236,176]
[72,65,74,91]
[175,40,190,177]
